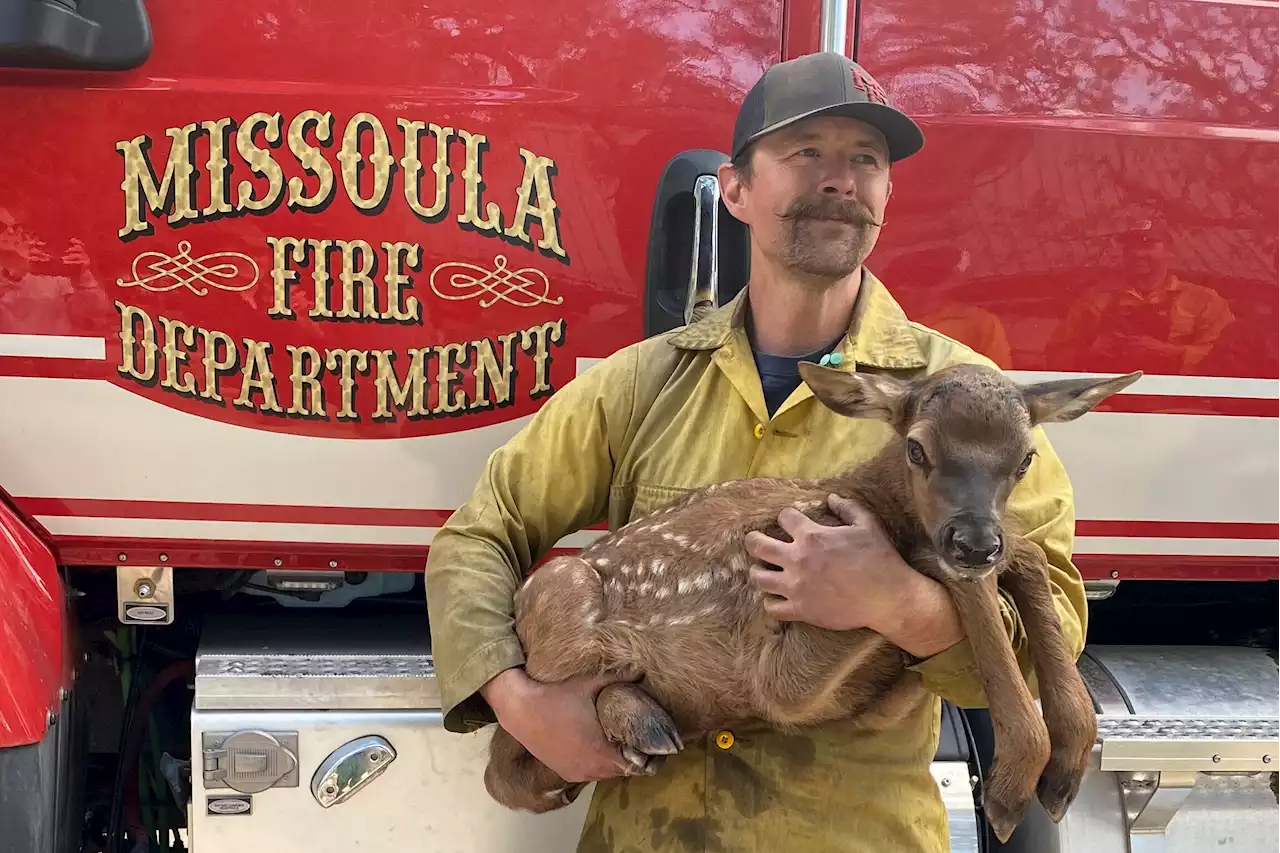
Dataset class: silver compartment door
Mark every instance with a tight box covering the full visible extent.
[191,709,592,853]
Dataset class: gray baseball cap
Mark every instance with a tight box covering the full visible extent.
[732,52,925,163]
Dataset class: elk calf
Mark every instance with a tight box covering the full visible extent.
[483,361,1140,842]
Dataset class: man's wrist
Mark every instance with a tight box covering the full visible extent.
[878,571,966,659]
[479,667,530,721]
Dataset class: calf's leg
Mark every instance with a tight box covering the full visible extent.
[484,724,587,813]
[1000,538,1098,821]
[946,577,1051,843]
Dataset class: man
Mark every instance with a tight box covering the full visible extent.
[425,51,1088,853]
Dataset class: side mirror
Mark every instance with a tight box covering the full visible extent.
[0,0,152,70]
[643,150,749,337]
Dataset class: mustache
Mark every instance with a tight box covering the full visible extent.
[777,197,885,227]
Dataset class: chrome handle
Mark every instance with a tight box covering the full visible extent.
[685,174,721,324]
[310,735,397,808]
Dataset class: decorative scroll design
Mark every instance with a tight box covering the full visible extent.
[428,254,563,309]
[116,240,260,296]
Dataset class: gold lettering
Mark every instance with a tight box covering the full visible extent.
[399,119,453,219]
[115,302,157,381]
[287,345,325,416]
[371,349,432,419]
[286,110,335,210]
[307,238,336,319]
[235,112,284,212]
[234,338,284,413]
[201,118,235,218]
[336,113,395,211]
[157,315,197,395]
[521,319,565,397]
[116,125,200,238]
[198,328,237,402]
[382,241,422,323]
[456,128,502,233]
[336,239,377,319]
[325,348,368,420]
[433,342,468,414]
[268,236,307,318]
[504,148,566,258]
[469,332,518,410]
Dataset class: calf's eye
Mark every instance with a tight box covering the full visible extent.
[1017,451,1036,478]
[906,439,928,467]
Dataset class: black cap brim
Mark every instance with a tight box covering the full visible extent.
[737,101,925,163]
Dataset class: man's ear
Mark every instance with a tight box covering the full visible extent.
[798,362,906,423]
[1021,371,1143,425]
[717,161,747,220]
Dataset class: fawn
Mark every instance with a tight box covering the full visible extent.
[483,360,1140,842]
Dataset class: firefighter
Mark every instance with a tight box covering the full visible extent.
[425,51,1087,853]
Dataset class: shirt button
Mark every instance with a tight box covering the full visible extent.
[715,730,735,750]
[753,423,764,439]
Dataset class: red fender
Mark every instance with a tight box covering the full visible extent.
[0,493,65,748]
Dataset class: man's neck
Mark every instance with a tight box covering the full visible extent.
[745,265,863,357]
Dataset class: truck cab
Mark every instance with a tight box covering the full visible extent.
[0,0,1276,851]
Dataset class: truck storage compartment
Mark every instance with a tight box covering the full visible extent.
[992,644,1279,853]
[188,612,593,852]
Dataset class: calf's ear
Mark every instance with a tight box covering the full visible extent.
[798,363,906,424]
[1020,371,1143,425]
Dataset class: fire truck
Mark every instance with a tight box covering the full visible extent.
[0,0,1276,851]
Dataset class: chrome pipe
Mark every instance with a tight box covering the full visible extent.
[819,0,849,55]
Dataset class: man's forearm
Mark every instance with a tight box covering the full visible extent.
[878,571,966,659]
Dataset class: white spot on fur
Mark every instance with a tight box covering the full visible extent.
[638,580,653,595]
[650,559,666,577]
[676,572,714,594]
[662,532,691,547]
[593,557,610,568]
[605,578,622,595]
[669,614,695,626]
[654,587,671,600]
[584,609,599,622]
[699,605,719,618]
[648,613,664,627]
[620,564,633,577]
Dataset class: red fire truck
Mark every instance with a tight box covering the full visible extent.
[0,0,1276,851]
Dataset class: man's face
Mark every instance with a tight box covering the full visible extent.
[720,115,893,283]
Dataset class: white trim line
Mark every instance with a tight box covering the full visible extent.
[581,357,1278,399]
[1004,370,1278,400]
[0,334,107,360]
[34,518,1274,558]
[36,515,604,549]
[1074,536,1278,557]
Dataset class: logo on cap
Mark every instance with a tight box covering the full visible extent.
[851,66,889,105]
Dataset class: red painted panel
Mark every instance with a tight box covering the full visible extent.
[0,0,784,441]
[0,496,65,748]
[855,0,1278,381]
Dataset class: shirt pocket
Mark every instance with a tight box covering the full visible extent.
[628,482,695,523]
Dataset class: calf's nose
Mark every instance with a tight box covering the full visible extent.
[943,523,1004,569]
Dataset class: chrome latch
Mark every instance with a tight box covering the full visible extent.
[202,730,300,794]
[311,735,397,808]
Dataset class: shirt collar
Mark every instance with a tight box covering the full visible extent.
[668,268,928,370]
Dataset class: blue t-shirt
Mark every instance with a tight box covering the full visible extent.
[748,328,843,417]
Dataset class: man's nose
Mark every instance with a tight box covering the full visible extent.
[818,162,859,196]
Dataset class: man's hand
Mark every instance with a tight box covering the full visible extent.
[744,494,965,658]
[481,668,632,783]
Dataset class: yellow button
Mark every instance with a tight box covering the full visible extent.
[715,730,735,750]
[753,423,764,439]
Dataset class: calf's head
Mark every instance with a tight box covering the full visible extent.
[798,361,1141,580]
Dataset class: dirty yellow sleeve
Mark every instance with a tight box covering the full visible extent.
[425,345,640,733]
[906,424,1088,707]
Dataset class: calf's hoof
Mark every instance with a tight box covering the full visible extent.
[596,682,683,777]
[1036,748,1090,822]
